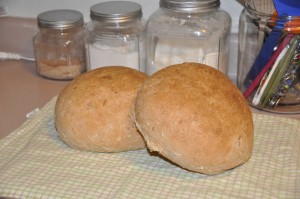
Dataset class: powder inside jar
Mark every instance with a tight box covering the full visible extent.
[88,42,139,71]
[36,59,85,80]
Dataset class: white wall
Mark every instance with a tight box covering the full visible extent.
[0,0,244,33]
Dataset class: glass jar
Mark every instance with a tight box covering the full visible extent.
[85,1,146,72]
[145,0,231,75]
[238,1,300,113]
[33,9,86,80]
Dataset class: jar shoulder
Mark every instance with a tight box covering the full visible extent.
[85,19,146,35]
[147,9,231,33]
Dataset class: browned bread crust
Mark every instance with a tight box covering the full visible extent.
[55,66,148,152]
[134,62,254,174]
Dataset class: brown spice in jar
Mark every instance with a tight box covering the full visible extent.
[36,58,85,80]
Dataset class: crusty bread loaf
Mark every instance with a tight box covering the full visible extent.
[55,66,148,152]
[134,62,254,174]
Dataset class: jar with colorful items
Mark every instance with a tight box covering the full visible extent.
[238,0,300,113]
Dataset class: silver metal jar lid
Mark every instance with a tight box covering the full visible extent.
[159,0,220,13]
[37,9,84,29]
[90,1,142,22]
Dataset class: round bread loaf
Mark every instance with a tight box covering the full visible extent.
[134,62,254,174]
[55,66,147,152]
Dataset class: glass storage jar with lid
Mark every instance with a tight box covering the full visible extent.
[33,9,86,80]
[145,0,231,75]
[238,0,300,113]
[85,1,146,72]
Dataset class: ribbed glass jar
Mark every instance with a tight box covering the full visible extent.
[33,9,86,80]
[85,1,146,72]
[145,0,231,75]
[238,1,300,113]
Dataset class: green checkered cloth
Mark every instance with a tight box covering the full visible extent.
[0,97,299,199]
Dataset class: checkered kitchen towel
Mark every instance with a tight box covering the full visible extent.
[0,97,299,199]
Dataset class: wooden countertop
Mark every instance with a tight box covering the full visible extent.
[0,60,299,139]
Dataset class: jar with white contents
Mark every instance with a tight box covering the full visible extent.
[146,0,231,75]
[85,1,146,72]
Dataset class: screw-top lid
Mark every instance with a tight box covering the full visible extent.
[37,9,83,29]
[90,1,142,22]
[159,0,220,13]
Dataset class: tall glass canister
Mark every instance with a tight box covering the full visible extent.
[85,1,146,72]
[238,0,300,113]
[145,0,231,75]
